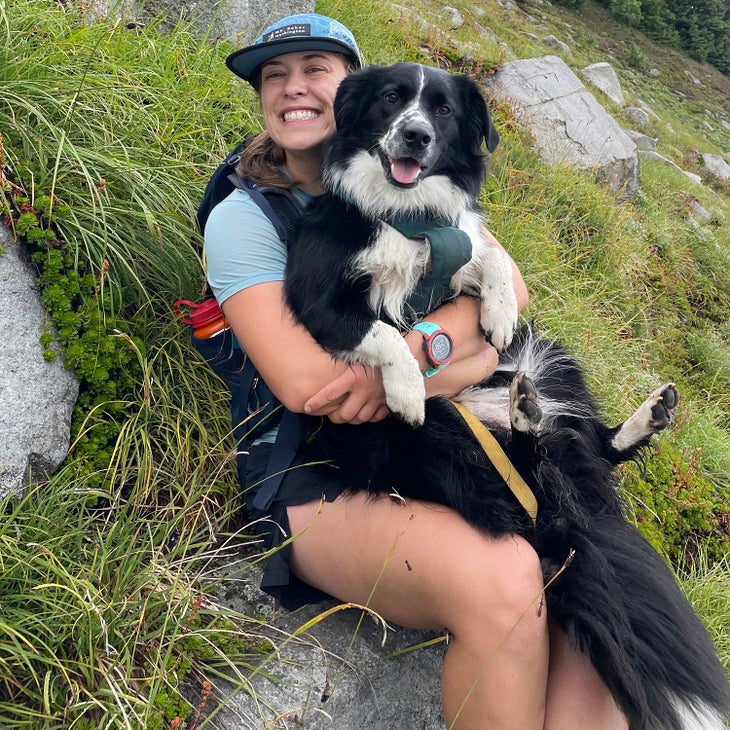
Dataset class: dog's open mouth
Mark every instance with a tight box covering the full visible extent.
[388,157,423,186]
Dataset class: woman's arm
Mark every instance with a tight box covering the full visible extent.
[222,229,527,425]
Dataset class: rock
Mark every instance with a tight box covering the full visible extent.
[701,153,730,180]
[441,6,464,29]
[625,106,650,128]
[0,226,79,499]
[486,56,639,197]
[580,61,626,107]
[77,0,314,40]
[639,150,702,184]
[683,69,702,87]
[208,562,446,729]
[542,35,571,55]
[625,129,657,151]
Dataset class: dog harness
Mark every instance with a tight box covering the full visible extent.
[451,400,538,526]
[386,214,473,318]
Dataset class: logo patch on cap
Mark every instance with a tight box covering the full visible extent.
[262,23,312,43]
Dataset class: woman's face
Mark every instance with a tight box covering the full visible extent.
[259,51,349,155]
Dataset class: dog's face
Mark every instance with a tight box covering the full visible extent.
[324,62,499,216]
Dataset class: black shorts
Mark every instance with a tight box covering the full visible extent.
[242,438,349,610]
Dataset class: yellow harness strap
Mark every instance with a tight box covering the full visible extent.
[450,400,538,526]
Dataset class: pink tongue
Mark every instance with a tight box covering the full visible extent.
[390,158,422,184]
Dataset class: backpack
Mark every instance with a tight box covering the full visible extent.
[177,138,306,513]
[196,137,303,243]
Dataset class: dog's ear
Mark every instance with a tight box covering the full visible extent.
[455,74,499,154]
[334,67,381,134]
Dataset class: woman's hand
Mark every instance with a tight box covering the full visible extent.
[304,364,390,424]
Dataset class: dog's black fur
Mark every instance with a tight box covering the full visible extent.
[284,63,730,729]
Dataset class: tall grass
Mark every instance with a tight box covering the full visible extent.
[0,0,728,726]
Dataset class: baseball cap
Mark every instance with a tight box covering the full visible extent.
[226,13,362,84]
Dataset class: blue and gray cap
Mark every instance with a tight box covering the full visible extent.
[226,13,362,84]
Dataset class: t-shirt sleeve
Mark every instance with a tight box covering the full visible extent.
[203,188,287,305]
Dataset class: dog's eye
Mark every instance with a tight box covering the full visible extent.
[384,91,398,104]
[436,105,451,116]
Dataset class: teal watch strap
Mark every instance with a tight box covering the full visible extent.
[413,321,453,377]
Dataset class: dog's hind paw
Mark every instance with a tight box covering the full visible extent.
[611,383,680,454]
[647,383,679,432]
[509,372,542,434]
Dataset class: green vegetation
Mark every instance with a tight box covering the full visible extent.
[0,0,728,726]
[549,0,730,76]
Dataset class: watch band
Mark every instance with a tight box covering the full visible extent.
[413,321,453,377]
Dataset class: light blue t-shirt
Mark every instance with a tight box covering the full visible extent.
[204,186,314,304]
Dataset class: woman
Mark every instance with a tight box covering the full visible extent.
[205,13,628,729]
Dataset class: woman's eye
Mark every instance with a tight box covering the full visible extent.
[384,91,398,103]
[436,105,451,116]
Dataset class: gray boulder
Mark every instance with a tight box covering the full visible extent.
[0,226,79,498]
[81,0,313,39]
[580,61,626,107]
[209,563,446,729]
[701,153,730,180]
[486,56,639,197]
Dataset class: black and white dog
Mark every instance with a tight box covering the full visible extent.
[286,62,517,426]
[284,63,730,730]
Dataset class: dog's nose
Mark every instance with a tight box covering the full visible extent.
[402,123,432,148]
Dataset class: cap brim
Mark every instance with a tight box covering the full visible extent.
[226,37,361,83]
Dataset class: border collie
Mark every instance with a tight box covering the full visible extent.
[284,63,730,730]
[285,62,517,426]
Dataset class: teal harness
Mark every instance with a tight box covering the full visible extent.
[384,213,473,319]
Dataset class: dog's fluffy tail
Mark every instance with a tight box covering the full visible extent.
[545,515,729,730]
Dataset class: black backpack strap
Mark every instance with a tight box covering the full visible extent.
[249,410,304,512]
[227,174,304,244]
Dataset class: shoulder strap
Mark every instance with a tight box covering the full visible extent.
[227,174,304,245]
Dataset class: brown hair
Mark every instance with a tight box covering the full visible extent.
[235,131,294,188]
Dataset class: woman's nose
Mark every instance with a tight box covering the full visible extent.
[283,71,306,97]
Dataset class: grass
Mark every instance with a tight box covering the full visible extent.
[0,0,728,726]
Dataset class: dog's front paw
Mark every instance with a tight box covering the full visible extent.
[480,298,518,353]
[647,383,680,432]
[382,360,426,427]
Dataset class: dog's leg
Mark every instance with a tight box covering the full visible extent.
[507,372,543,469]
[610,383,679,455]
[477,245,519,352]
[346,320,426,426]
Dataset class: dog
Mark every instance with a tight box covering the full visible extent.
[284,63,730,729]
[285,62,517,426]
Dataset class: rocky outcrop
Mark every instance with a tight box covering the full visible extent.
[209,573,447,729]
[0,225,79,498]
[82,0,314,40]
[485,55,640,197]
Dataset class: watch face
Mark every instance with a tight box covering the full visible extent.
[430,332,453,364]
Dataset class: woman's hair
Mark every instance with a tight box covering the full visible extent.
[236,131,293,188]
[236,54,358,188]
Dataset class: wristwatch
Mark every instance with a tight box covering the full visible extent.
[413,321,454,377]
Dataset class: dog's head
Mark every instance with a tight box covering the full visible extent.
[324,62,499,217]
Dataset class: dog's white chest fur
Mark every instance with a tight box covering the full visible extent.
[351,223,430,327]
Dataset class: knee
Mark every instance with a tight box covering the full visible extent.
[445,534,546,641]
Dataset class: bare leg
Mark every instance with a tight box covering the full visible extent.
[287,493,549,730]
[544,619,628,730]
